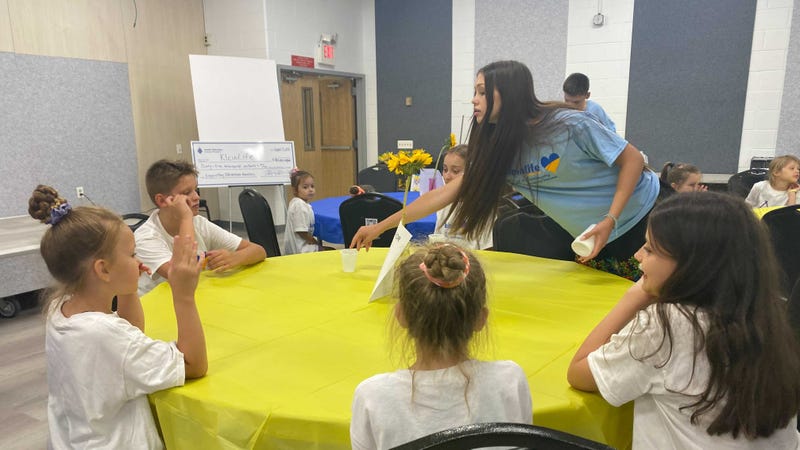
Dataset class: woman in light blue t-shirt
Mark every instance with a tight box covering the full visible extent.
[353,60,660,273]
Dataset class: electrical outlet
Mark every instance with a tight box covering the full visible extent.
[76,186,85,198]
[176,144,183,154]
[397,140,413,149]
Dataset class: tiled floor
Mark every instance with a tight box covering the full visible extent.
[0,298,48,450]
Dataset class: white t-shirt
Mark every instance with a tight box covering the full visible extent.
[135,211,242,295]
[46,303,185,449]
[589,304,800,450]
[284,197,318,255]
[350,359,532,450]
[745,180,797,208]
[434,204,493,250]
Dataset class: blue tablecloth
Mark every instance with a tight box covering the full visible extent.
[311,191,437,244]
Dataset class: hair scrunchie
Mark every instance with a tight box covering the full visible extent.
[50,202,72,225]
[418,245,471,288]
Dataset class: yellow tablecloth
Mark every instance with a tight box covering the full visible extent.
[753,206,781,219]
[143,249,633,450]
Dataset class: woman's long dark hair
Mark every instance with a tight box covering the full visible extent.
[449,60,569,240]
[645,192,800,438]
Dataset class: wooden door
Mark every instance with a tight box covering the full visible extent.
[280,72,356,200]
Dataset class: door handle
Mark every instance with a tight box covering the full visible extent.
[320,146,352,150]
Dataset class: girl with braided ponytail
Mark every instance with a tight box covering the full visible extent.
[29,184,207,449]
[350,244,531,449]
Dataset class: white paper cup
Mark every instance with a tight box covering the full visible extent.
[341,249,358,272]
[428,233,446,244]
[571,224,596,257]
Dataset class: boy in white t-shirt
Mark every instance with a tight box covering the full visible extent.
[136,159,266,295]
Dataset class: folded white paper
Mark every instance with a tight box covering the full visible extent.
[369,222,412,301]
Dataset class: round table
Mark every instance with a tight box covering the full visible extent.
[310,191,437,244]
[143,249,633,449]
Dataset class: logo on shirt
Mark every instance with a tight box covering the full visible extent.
[509,152,561,182]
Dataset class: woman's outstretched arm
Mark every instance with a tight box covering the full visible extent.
[350,177,462,250]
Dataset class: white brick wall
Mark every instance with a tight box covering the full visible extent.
[361,1,379,166]
[451,0,476,144]
[739,0,794,170]
[566,0,635,137]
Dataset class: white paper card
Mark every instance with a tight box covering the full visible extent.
[369,222,412,302]
[417,169,445,194]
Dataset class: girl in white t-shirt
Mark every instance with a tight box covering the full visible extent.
[350,244,531,449]
[435,144,493,250]
[29,185,207,450]
[568,192,800,449]
[284,169,320,255]
[745,155,800,207]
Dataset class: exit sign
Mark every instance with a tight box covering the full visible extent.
[317,43,335,66]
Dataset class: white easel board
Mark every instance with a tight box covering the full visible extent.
[190,141,296,187]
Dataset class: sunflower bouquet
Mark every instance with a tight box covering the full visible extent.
[379,148,433,221]
[379,149,433,177]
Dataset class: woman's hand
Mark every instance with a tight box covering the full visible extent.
[577,216,614,262]
[350,224,384,251]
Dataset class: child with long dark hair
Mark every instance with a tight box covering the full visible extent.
[568,192,800,448]
[353,60,659,267]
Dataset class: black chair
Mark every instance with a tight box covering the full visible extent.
[788,278,800,341]
[122,213,150,232]
[339,193,403,247]
[391,422,614,450]
[197,189,211,220]
[357,163,398,192]
[762,205,800,296]
[727,168,768,198]
[493,207,575,261]
[238,188,281,257]
[787,278,800,432]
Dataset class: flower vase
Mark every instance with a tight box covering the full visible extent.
[401,175,411,224]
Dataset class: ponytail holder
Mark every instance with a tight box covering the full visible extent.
[50,201,72,225]
[290,167,299,175]
[418,245,471,288]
